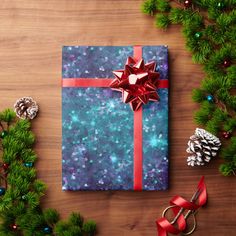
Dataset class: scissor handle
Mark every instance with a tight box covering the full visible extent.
[162,205,197,235]
[182,212,196,235]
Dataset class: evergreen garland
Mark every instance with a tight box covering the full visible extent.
[0,109,96,236]
[141,0,236,176]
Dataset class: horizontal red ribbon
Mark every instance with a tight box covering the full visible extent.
[62,78,111,87]
[62,46,168,190]
[62,78,168,88]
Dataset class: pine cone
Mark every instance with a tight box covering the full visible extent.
[186,128,221,166]
[14,97,38,120]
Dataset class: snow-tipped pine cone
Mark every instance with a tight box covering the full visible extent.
[186,128,221,166]
[14,97,38,120]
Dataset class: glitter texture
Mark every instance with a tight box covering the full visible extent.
[62,46,169,191]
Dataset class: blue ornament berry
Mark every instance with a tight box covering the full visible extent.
[23,162,33,168]
[43,226,52,234]
[217,2,225,9]
[0,130,8,139]
[21,195,27,200]
[206,94,214,102]
[194,32,202,39]
[0,187,6,196]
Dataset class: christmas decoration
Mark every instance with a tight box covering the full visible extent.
[2,163,8,170]
[194,32,202,39]
[11,224,18,230]
[0,170,7,196]
[184,0,192,8]
[216,2,225,9]
[110,57,160,111]
[142,0,236,176]
[0,130,8,139]
[62,45,169,190]
[186,128,221,166]
[2,163,9,171]
[0,187,6,196]
[222,131,232,139]
[0,108,96,235]
[23,162,34,167]
[14,96,39,120]
[223,59,231,68]
[206,94,214,103]
[156,176,207,236]
[43,226,53,234]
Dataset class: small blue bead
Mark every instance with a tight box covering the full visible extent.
[0,130,8,139]
[206,95,214,102]
[194,32,202,39]
[43,226,52,234]
[23,162,33,167]
[217,2,225,9]
[0,187,6,196]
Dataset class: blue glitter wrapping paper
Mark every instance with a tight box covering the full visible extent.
[62,46,169,191]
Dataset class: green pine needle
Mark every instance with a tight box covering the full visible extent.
[0,109,16,123]
[82,220,97,235]
[43,208,60,225]
[169,8,189,24]
[69,212,84,228]
[155,13,170,28]
[219,163,236,176]
[192,89,205,103]
[156,0,170,12]
[141,0,157,15]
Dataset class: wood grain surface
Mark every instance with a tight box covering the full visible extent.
[0,1,235,235]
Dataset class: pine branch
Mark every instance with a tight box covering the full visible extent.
[142,0,236,175]
[0,109,97,235]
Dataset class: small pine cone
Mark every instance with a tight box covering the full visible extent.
[14,97,38,120]
[186,128,221,166]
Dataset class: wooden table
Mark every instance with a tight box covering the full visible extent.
[0,1,235,235]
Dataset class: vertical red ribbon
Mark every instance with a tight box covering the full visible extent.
[133,46,143,190]
[133,107,143,190]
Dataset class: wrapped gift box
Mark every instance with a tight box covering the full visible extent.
[62,46,169,191]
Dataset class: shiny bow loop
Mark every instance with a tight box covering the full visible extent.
[110,56,160,111]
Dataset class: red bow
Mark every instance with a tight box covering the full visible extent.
[110,57,160,111]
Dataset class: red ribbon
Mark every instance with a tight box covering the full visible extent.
[62,46,169,190]
[156,176,207,236]
[62,78,168,89]
[133,106,143,190]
